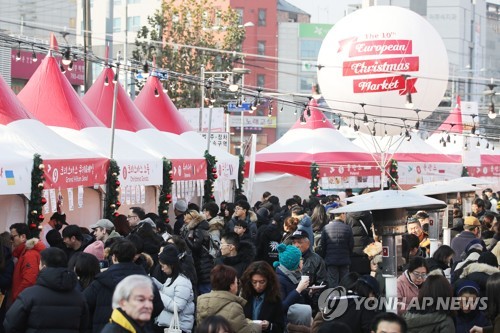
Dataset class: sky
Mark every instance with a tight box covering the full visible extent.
[285,0,362,24]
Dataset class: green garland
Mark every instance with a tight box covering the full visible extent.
[388,159,399,189]
[158,158,173,222]
[28,154,46,237]
[104,159,121,220]
[235,154,245,196]
[203,150,217,204]
[310,162,320,196]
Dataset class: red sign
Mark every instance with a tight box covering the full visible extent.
[11,50,84,85]
[353,76,418,94]
[319,163,379,177]
[382,246,389,257]
[343,56,419,76]
[171,159,207,181]
[349,39,413,57]
[44,158,109,189]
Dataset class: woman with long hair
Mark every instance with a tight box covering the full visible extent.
[224,203,235,225]
[154,244,195,333]
[281,217,300,245]
[310,205,328,252]
[471,272,500,333]
[240,261,284,333]
[404,275,455,332]
[426,245,455,276]
[196,315,234,333]
[68,252,101,290]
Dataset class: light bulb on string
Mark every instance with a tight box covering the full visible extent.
[60,62,66,73]
[31,45,37,62]
[15,42,21,61]
[154,87,159,97]
[104,75,109,86]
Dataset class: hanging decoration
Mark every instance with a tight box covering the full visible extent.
[104,159,121,220]
[158,158,173,222]
[28,154,46,237]
[235,154,245,196]
[461,166,469,177]
[310,162,320,196]
[204,150,217,204]
[387,159,399,189]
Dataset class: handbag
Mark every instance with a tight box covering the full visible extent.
[165,302,182,333]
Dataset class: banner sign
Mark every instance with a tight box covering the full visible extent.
[43,158,109,189]
[171,159,207,181]
[120,160,163,186]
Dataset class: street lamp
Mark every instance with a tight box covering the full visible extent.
[232,66,251,155]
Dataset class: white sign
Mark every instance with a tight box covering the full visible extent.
[200,132,230,151]
[228,116,277,128]
[179,107,225,132]
[119,160,162,187]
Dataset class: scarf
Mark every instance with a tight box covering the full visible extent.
[279,264,301,284]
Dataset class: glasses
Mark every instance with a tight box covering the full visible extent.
[412,271,427,280]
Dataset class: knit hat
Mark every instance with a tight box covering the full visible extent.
[358,275,380,297]
[465,239,486,254]
[84,241,105,261]
[159,245,179,266]
[455,279,480,296]
[174,200,188,213]
[273,243,302,270]
[478,251,498,268]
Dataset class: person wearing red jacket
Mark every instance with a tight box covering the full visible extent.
[9,222,46,302]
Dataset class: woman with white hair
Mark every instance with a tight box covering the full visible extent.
[101,275,154,333]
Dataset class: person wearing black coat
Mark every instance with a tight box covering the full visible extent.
[4,247,89,333]
[255,220,282,266]
[83,240,163,333]
[320,212,354,288]
[180,210,214,295]
[215,234,256,278]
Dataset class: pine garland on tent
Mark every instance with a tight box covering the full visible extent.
[104,159,121,220]
[204,150,217,204]
[235,154,245,196]
[388,159,399,189]
[28,154,46,237]
[159,158,173,222]
[310,162,320,196]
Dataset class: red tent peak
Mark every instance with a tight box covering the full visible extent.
[83,67,155,132]
[134,75,194,134]
[437,96,463,134]
[290,99,334,130]
[17,55,104,129]
[0,75,35,124]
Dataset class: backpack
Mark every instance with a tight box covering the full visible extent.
[202,231,220,259]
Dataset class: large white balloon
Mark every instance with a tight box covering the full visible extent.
[317,6,448,136]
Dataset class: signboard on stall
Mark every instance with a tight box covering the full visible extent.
[43,158,109,189]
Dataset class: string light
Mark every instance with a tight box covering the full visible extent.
[15,42,21,61]
[104,75,109,86]
[154,87,159,97]
[31,45,37,62]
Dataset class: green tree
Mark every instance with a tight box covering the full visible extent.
[133,0,246,108]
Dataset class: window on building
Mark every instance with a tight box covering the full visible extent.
[258,9,266,26]
[257,41,266,55]
[300,40,323,59]
[235,8,243,25]
[257,74,265,88]
[113,17,121,32]
[300,77,315,92]
[288,13,298,22]
[127,16,141,31]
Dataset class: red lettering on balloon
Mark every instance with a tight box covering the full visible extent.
[343,56,419,76]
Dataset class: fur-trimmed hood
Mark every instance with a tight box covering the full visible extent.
[208,216,225,232]
[13,238,44,258]
[248,210,258,223]
[187,214,209,230]
[460,262,499,278]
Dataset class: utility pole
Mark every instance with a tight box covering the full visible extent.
[83,0,93,92]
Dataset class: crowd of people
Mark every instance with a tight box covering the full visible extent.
[0,188,498,333]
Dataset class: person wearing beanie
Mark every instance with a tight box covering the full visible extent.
[84,240,105,261]
[174,200,188,236]
[454,279,491,333]
[153,245,195,333]
[274,243,310,316]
